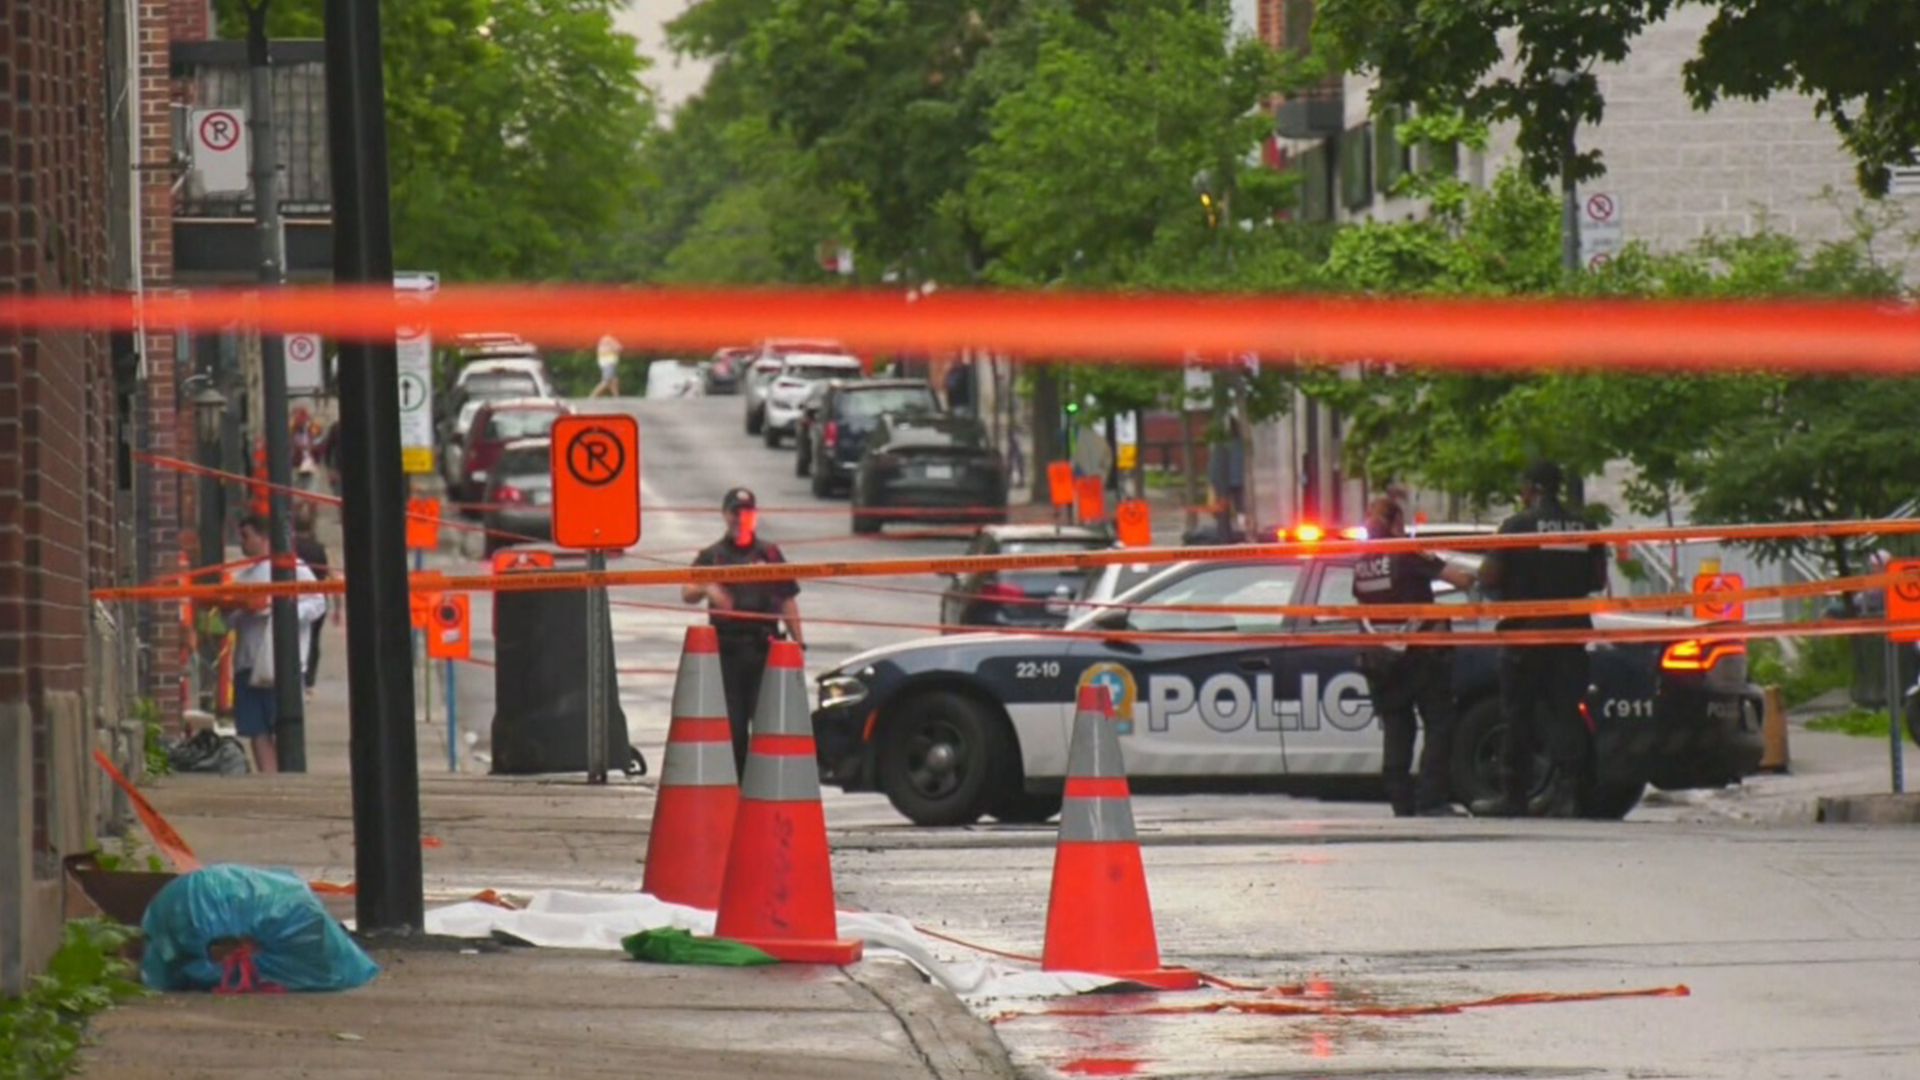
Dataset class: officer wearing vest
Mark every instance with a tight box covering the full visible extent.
[1471,460,1609,818]
[683,488,805,773]
[1354,494,1476,817]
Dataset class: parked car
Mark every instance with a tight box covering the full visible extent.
[703,346,753,395]
[437,363,549,487]
[480,438,555,557]
[850,413,1007,534]
[761,354,864,448]
[939,525,1113,631]
[744,338,853,435]
[457,397,570,503]
[797,379,941,495]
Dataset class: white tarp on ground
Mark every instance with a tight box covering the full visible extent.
[421,888,1112,1005]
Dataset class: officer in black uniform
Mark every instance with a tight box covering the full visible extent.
[1354,495,1476,817]
[1471,461,1609,818]
[682,488,805,773]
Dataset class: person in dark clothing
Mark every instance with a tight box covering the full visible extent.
[1471,460,1610,818]
[1354,495,1476,817]
[682,488,805,773]
[291,502,331,694]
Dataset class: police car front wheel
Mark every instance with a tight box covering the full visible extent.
[877,690,1012,827]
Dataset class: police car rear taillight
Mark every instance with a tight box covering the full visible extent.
[1662,638,1744,671]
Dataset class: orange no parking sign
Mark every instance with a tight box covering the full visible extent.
[550,414,641,550]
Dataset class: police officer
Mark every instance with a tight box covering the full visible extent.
[1354,494,1475,817]
[1471,460,1609,818]
[682,488,805,773]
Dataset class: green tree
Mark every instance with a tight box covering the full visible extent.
[1314,0,1920,193]
[220,0,655,281]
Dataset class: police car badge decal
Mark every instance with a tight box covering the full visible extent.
[1077,662,1139,735]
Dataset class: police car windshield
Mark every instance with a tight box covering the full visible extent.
[1000,538,1105,555]
[1071,562,1302,634]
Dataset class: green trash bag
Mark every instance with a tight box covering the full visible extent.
[621,927,778,967]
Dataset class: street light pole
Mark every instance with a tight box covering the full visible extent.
[1560,123,1579,276]
[324,0,425,934]
[248,1,307,770]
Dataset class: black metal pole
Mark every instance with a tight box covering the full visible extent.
[324,0,423,933]
[248,3,307,771]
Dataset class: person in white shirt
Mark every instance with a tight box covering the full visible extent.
[225,514,328,773]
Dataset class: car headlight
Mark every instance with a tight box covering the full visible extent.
[818,674,868,711]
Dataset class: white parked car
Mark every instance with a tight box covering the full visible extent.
[744,338,853,436]
[644,360,704,399]
[761,354,864,447]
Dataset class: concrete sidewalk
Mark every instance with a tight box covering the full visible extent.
[76,619,1016,1080]
[1656,688,1917,825]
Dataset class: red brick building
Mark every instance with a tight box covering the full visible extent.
[0,0,126,991]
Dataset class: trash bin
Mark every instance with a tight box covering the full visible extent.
[490,585,634,775]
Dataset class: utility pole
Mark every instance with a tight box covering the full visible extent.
[248,2,306,771]
[325,0,425,934]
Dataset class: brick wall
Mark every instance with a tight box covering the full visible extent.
[138,0,184,717]
[0,0,119,984]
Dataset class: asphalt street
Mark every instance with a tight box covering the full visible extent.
[413,394,1920,1080]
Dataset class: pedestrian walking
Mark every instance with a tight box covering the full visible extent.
[291,502,330,696]
[1470,460,1610,818]
[682,488,805,773]
[1354,494,1476,816]
[225,513,327,773]
[589,334,622,398]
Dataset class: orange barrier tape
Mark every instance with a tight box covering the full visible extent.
[91,749,203,874]
[994,983,1690,1022]
[599,590,1920,650]
[7,285,1920,372]
[89,516,1920,617]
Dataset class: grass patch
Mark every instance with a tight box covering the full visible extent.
[1805,709,1894,738]
[0,918,146,1080]
[1748,635,1855,707]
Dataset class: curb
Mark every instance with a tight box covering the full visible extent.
[850,959,1021,1080]
[1814,793,1920,825]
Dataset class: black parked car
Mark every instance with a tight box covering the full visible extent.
[480,438,554,557]
[798,379,941,496]
[850,413,1007,534]
[939,525,1113,631]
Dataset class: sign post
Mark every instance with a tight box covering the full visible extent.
[425,595,470,774]
[286,333,325,394]
[395,272,437,476]
[551,414,642,785]
[1579,191,1623,270]
[1884,559,1920,793]
[1691,571,1744,622]
[189,107,249,193]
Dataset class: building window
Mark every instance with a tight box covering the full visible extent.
[1374,107,1410,194]
[1339,125,1373,212]
[1297,143,1332,222]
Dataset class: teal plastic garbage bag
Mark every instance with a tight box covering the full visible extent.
[140,864,380,992]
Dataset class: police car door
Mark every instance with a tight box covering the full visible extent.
[1066,562,1301,780]
[1276,559,1382,778]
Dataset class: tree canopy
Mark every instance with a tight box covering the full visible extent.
[220,0,656,281]
[1315,0,1920,194]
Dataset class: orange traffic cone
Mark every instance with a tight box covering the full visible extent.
[1042,685,1198,990]
[642,626,740,908]
[712,640,863,964]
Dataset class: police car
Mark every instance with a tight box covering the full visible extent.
[813,546,1765,825]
